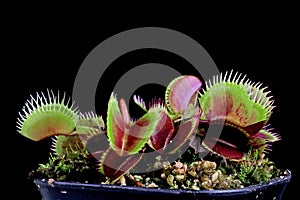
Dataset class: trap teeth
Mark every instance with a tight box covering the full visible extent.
[198,71,279,160]
[17,90,79,141]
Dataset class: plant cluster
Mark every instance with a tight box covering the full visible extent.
[18,70,281,190]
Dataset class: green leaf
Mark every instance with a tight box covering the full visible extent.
[148,107,175,151]
[100,148,143,181]
[17,90,79,141]
[51,135,85,156]
[107,93,163,155]
[76,112,105,135]
[106,93,125,152]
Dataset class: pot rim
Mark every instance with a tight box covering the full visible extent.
[34,169,291,195]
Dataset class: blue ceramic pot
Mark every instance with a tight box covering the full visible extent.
[34,170,291,200]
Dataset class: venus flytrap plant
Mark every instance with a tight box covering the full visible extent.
[197,70,280,161]
[100,75,202,182]
[17,90,108,181]
[99,93,164,182]
[106,94,164,156]
[17,71,283,190]
[133,75,202,153]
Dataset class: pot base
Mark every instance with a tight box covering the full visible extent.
[34,170,291,200]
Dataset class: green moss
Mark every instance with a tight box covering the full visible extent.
[35,150,106,183]
[229,148,280,186]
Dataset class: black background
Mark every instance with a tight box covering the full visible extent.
[5,8,298,200]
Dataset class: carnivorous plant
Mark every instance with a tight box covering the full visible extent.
[17,70,282,189]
